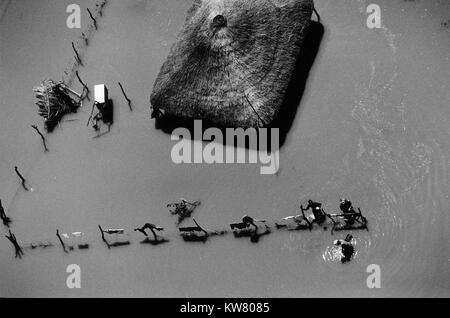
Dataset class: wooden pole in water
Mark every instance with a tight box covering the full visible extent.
[0,199,11,227]
[71,42,82,66]
[31,125,49,152]
[87,8,97,30]
[56,229,68,253]
[76,71,90,101]
[59,83,82,99]
[118,82,132,111]
[14,166,29,191]
[5,230,23,258]
[193,219,208,236]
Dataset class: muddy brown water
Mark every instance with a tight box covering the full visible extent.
[0,0,449,297]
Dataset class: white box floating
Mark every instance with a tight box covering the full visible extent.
[94,84,108,104]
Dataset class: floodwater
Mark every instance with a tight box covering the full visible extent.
[0,0,449,297]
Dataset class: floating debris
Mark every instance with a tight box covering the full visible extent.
[33,79,81,132]
[28,241,54,250]
[167,199,201,225]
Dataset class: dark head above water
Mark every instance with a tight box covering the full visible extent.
[151,0,314,128]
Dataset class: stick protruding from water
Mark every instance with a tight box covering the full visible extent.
[31,125,49,152]
[71,42,83,66]
[76,71,90,101]
[14,166,29,191]
[87,8,97,30]
[118,82,132,111]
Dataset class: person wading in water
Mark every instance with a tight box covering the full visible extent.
[339,199,358,225]
[302,200,326,225]
[334,234,355,263]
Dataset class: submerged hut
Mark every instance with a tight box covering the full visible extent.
[33,80,81,132]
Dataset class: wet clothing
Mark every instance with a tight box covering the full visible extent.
[305,201,325,224]
[341,243,354,263]
[335,235,354,263]
[339,200,352,213]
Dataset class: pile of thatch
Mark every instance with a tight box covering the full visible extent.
[33,80,80,132]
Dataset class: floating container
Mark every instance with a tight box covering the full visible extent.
[94,84,108,104]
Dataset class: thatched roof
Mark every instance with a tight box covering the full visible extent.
[150,0,313,128]
[33,80,80,132]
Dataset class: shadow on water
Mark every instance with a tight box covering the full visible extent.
[102,239,131,249]
[152,21,324,150]
[270,21,324,147]
[232,226,272,244]
[140,237,169,246]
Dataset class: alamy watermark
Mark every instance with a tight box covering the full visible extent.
[66,264,81,289]
[366,264,381,288]
[66,4,81,29]
[170,120,280,175]
[366,4,382,29]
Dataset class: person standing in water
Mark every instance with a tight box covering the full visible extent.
[302,200,326,225]
[339,199,357,225]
